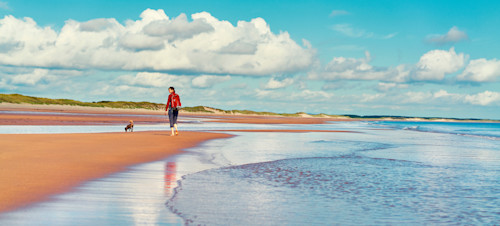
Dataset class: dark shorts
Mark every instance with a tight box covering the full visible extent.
[168,108,179,128]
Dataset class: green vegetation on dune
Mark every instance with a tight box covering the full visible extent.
[0,93,165,110]
[181,106,214,113]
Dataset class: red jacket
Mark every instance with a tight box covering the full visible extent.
[166,92,181,110]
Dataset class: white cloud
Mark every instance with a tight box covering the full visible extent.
[311,47,467,83]
[0,9,315,75]
[329,10,350,17]
[263,77,294,89]
[426,26,469,45]
[457,58,500,82]
[10,68,54,85]
[255,88,333,102]
[309,51,409,82]
[377,82,408,92]
[359,89,500,107]
[143,13,214,40]
[191,75,231,88]
[361,93,385,102]
[117,72,191,88]
[464,91,500,106]
[402,90,500,106]
[412,47,466,81]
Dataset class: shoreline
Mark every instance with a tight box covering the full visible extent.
[0,104,359,214]
[0,103,344,125]
[1,103,496,214]
[0,131,233,213]
[2,102,497,124]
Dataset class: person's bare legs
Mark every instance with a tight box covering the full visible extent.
[170,124,178,136]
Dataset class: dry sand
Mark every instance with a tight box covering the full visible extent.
[0,131,232,213]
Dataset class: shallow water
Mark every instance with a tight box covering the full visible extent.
[0,119,499,225]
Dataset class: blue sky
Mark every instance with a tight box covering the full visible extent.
[1,0,499,119]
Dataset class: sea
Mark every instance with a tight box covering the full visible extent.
[0,115,499,225]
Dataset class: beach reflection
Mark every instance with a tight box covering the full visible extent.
[0,159,186,225]
[164,162,177,196]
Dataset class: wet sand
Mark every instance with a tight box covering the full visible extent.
[0,103,349,125]
[0,131,232,213]
[0,103,351,214]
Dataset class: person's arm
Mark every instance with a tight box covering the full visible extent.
[165,94,171,115]
[177,95,181,107]
[166,94,171,111]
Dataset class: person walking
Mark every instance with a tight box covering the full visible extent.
[165,87,181,136]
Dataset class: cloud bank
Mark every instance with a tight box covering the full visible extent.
[309,48,470,83]
[0,9,315,76]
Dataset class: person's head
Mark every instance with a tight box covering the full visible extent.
[169,87,175,94]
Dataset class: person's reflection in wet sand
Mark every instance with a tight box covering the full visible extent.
[164,162,177,196]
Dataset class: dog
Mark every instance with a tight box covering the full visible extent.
[125,120,134,132]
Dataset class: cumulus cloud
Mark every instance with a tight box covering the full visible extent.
[191,75,231,88]
[464,91,500,106]
[376,82,408,92]
[361,89,500,106]
[0,9,315,75]
[255,88,333,102]
[117,72,191,88]
[9,68,55,86]
[308,51,409,82]
[310,48,467,83]
[457,58,500,82]
[426,26,469,45]
[263,77,294,89]
[412,47,467,81]
[0,67,86,94]
[143,13,214,40]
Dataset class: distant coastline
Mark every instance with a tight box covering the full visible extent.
[1,93,498,122]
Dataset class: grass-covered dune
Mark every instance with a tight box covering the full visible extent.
[0,93,313,116]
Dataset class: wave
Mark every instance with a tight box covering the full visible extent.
[372,121,500,141]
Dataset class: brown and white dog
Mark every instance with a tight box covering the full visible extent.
[125,120,134,132]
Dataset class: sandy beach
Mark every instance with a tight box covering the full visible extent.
[1,103,499,225]
[0,103,338,213]
[0,103,344,125]
[0,131,232,213]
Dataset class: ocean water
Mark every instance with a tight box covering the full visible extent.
[0,120,499,225]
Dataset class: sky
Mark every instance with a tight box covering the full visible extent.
[1,0,499,119]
